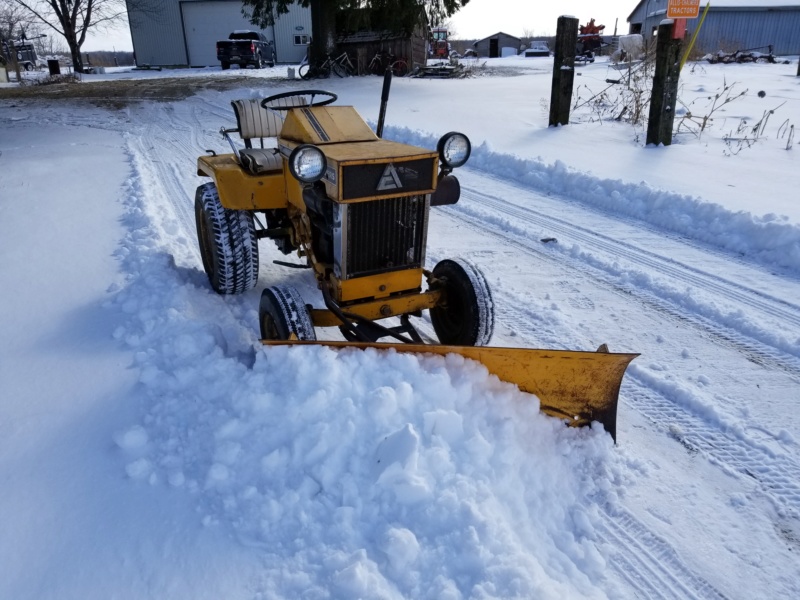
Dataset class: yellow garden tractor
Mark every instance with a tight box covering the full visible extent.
[194,76,636,440]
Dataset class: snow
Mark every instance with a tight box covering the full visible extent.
[2,55,800,599]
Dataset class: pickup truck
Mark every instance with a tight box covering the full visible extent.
[217,30,276,70]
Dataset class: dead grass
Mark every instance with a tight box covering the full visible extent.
[0,75,272,108]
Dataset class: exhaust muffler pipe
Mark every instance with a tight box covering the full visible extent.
[376,69,392,138]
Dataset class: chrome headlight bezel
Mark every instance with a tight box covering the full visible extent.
[437,132,471,169]
[288,144,327,183]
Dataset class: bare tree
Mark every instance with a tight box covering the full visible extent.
[5,0,132,72]
[1,1,38,77]
[1,1,36,40]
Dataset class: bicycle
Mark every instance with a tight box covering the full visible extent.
[367,50,409,78]
[299,51,355,80]
[333,51,356,77]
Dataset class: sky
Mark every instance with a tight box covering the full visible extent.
[448,0,636,39]
[81,0,639,52]
[2,57,800,599]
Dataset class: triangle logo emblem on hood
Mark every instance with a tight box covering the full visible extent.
[377,163,403,191]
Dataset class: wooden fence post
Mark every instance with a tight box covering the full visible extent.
[549,16,579,127]
[646,20,683,146]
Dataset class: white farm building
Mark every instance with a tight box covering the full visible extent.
[125,0,311,66]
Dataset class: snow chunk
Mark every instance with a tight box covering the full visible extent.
[125,458,152,480]
[113,425,148,451]
[423,410,464,445]
[380,527,420,572]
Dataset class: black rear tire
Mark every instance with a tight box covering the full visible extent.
[430,259,494,346]
[195,182,259,295]
[221,62,230,70]
[259,286,316,341]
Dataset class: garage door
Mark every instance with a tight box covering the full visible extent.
[181,1,274,67]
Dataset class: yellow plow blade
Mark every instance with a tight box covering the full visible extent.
[262,340,637,441]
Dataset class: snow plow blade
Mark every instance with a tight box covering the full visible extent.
[262,341,637,441]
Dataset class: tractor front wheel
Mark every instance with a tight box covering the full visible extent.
[430,259,494,346]
[259,286,316,341]
[195,182,259,295]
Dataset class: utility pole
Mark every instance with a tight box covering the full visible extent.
[646,20,683,146]
[548,16,579,127]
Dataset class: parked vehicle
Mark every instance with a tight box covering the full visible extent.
[1,38,39,71]
[577,18,605,63]
[191,76,637,441]
[524,41,551,57]
[429,27,449,59]
[217,30,276,70]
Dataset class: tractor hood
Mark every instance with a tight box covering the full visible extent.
[280,106,379,145]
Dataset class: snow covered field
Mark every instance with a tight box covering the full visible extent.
[2,55,800,599]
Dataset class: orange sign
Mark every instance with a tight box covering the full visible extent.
[667,0,701,18]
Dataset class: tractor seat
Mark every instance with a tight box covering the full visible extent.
[238,148,283,175]
[231,98,284,145]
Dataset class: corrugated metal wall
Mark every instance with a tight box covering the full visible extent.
[627,5,800,55]
[127,0,311,66]
[687,10,800,55]
[272,3,313,64]
[128,0,192,66]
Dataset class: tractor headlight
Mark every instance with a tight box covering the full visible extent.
[437,132,471,169]
[289,144,327,183]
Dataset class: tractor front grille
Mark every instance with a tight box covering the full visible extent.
[341,158,435,200]
[335,194,429,280]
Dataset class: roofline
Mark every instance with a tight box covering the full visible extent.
[628,0,800,21]
[473,31,523,44]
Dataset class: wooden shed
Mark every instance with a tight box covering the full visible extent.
[335,29,427,76]
[334,6,428,75]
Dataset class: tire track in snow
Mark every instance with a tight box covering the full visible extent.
[486,289,791,599]
[595,507,731,600]
[432,193,800,597]
[450,186,800,375]
[446,193,800,516]
[130,103,211,247]
[623,377,800,518]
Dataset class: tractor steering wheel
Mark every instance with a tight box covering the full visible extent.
[260,90,338,111]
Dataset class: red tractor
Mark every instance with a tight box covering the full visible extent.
[429,27,449,59]
[578,18,605,56]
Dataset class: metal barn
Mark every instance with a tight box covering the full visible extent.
[626,0,800,55]
[471,32,523,58]
[125,0,311,67]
